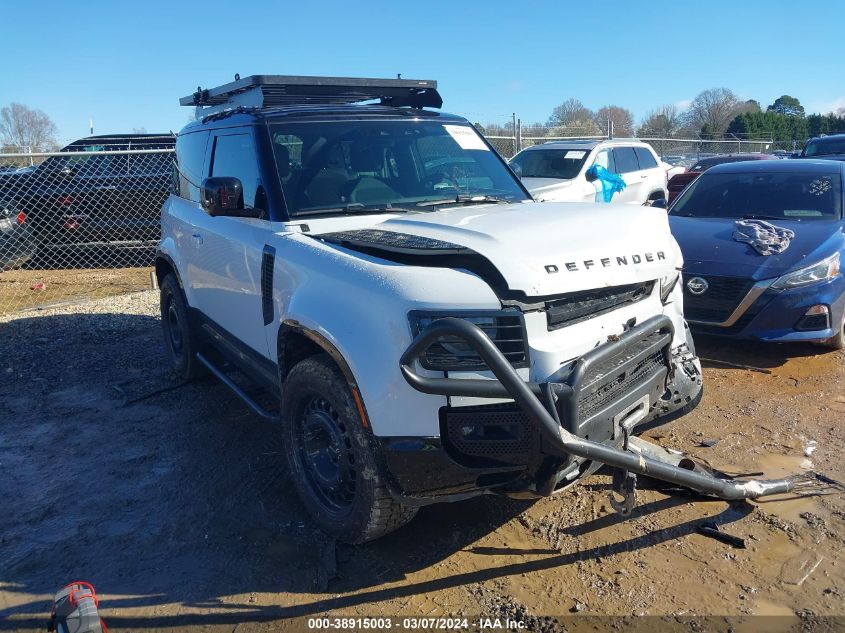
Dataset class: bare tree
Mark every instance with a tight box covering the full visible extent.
[0,102,59,151]
[638,104,686,137]
[548,98,594,127]
[594,105,635,137]
[685,88,744,137]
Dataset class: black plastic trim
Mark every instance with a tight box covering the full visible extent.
[261,245,276,325]
[192,309,279,392]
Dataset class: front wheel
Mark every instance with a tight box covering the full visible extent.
[281,354,417,543]
[825,310,845,350]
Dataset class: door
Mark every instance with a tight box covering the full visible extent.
[588,149,617,202]
[633,146,666,201]
[611,146,644,203]
[187,130,271,357]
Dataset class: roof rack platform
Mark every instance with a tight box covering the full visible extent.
[181,75,442,113]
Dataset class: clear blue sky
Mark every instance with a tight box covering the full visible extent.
[2,0,843,141]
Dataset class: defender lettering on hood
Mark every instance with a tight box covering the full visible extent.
[546,251,667,274]
[312,202,679,296]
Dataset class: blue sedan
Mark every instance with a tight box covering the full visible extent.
[668,159,844,349]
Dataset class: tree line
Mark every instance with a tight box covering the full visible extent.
[477,89,845,143]
[4,89,845,155]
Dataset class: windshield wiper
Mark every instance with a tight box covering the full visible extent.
[742,214,787,221]
[416,194,512,208]
[293,203,412,217]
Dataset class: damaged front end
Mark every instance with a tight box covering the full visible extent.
[399,315,838,514]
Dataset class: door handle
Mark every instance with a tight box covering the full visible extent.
[191,232,203,245]
[640,174,649,179]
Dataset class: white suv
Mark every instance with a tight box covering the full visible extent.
[510,139,668,204]
[154,75,806,544]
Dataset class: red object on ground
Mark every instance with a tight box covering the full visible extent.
[49,581,108,633]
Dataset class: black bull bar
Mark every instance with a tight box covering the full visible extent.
[399,315,835,506]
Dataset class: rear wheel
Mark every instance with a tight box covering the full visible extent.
[281,354,417,543]
[159,274,204,382]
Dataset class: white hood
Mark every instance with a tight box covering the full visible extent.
[373,202,678,296]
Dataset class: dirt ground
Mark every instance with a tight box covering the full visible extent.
[0,267,153,315]
[1,290,844,632]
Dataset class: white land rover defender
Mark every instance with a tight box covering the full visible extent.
[157,76,813,543]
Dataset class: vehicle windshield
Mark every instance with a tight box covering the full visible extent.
[268,120,528,217]
[509,148,589,179]
[670,171,842,220]
[804,137,845,157]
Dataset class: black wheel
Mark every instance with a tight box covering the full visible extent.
[281,354,417,543]
[825,310,845,350]
[159,274,204,382]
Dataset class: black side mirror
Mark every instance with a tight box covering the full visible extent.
[650,198,668,209]
[585,169,597,182]
[201,177,254,217]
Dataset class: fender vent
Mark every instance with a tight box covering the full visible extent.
[261,245,276,325]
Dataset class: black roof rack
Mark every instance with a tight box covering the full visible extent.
[180,75,442,112]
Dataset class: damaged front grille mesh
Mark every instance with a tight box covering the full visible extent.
[575,330,669,420]
[577,351,665,420]
[545,281,654,330]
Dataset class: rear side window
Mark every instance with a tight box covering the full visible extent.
[175,132,209,202]
[634,147,658,169]
[613,147,639,174]
[211,133,262,209]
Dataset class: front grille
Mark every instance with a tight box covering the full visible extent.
[683,274,753,323]
[575,330,668,420]
[545,281,654,330]
[441,403,534,458]
[411,312,528,372]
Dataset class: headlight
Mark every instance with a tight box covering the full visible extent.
[770,253,840,290]
[659,270,681,303]
[408,310,528,372]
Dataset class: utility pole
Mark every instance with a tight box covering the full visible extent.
[89,118,94,135]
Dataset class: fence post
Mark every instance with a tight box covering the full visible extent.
[516,119,522,153]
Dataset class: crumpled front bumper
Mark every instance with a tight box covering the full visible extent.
[380,315,703,503]
[381,314,813,509]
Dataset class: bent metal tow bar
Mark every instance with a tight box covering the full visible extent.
[399,317,837,513]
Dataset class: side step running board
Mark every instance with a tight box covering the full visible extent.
[196,352,281,422]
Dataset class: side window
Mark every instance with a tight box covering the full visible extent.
[613,147,639,174]
[211,133,261,209]
[175,132,209,202]
[593,149,616,173]
[634,147,658,170]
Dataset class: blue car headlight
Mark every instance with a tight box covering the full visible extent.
[771,252,841,290]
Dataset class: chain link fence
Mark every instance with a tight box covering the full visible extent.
[480,126,802,164]
[0,126,811,316]
[0,140,174,315]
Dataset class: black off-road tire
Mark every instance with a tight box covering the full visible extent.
[825,311,845,350]
[159,274,205,382]
[281,354,417,543]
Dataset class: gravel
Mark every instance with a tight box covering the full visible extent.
[0,289,159,324]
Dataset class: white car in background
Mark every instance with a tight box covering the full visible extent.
[509,139,668,205]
